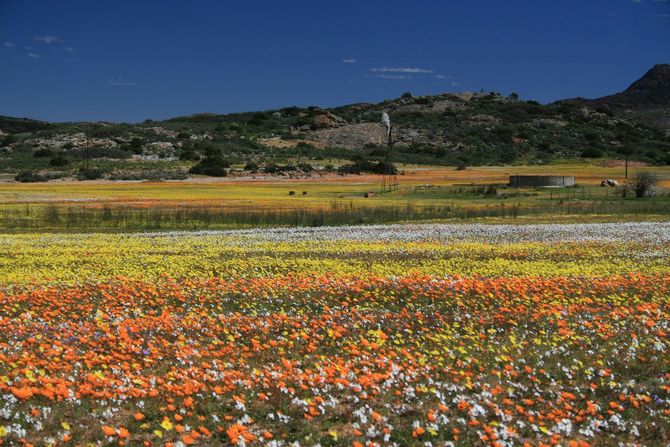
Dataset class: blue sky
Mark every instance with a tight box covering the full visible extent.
[1,0,668,122]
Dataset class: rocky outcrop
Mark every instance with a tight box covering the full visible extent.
[310,123,387,149]
[312,113,347,130]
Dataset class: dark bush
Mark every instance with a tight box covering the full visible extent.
[178,146,201,161]
[74,146,131,159]
[33,148,54,158]
[581,147,603,158]
[297,162,314,172]
[338,160,396,175]
[338,160,374,175]
[188,148,230,176]
[128,137,144,154]
[492,126,514,143]
[374,161,397,175]
[243,161,259,172]
[263,164,280,174]
[49,154,69,166]
[1,134,16,146]
[77,168,104,180]
[248,113,269,126]
[15,170,47,182]
[632,172,658,198]
[263,164,297,174]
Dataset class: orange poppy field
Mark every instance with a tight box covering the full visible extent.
[0,223,668,446]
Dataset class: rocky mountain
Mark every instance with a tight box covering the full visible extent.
[0,65,669,179]
[561,64,670,131]
[592,64,670,109]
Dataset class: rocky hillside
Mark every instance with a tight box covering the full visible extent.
[584,64,670,109]
[562,64,670,131]
[1,65,669,179]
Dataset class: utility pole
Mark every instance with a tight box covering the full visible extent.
[86,128,90,171]
[624,152,628,181]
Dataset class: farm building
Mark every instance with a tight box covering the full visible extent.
[509,175,575,187]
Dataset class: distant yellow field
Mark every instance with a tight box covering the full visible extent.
[0,163,668,231]
[0,164,667,207]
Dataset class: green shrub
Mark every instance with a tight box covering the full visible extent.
[263,164,297,174]
[243,161,259,172]
[49,154,69,166]
[632,172,659,198]
[188,149,230,176]
[15,170,47,182]
[33,148,54,158]
[297,162,314,172]
[581,147,603,158]
[77,168,105,180]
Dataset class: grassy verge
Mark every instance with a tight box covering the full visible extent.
[1,198,669,232]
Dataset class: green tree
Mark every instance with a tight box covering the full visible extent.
[188,148,230,177]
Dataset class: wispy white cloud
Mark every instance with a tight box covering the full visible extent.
[658,13,670,16]
[106,76,139,87]
[632,0,643,3]
[3,42,15,48]
[371,66,433,74]
[342,58,356,64]
[374,74,410,80]
[63,46,75,53]
[450,81,460,86]
[434,74,447,79]
[27,52,40,59]
[34,35,59,44]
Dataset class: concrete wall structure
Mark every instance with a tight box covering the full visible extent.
[509,175,576,187]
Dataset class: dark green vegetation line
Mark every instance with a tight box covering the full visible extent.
[2,198,669,233]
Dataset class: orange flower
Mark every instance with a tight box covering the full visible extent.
[412,426,426,437]
[11,387,33,400]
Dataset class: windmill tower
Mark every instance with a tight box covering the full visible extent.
[380,112,398,192]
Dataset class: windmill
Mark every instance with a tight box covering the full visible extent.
[380,112,398,192]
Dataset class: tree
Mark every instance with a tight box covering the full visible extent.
[49,154,69,167]
[1,134,16,147]
[188,147,230,177]
[243,161,259,172]
[632,172,658,198]
[129,137,144,154]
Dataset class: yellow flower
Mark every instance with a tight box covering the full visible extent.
[160,417,173,431]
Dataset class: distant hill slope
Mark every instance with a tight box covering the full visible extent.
[593,64,670,109]
[0,115,50,134]
[0,65,669,178]
[561,64,670,130]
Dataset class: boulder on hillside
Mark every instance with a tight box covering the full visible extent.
[313,114,334,129]
[311,113,347,130]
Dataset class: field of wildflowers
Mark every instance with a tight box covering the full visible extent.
[0,222,668,446]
